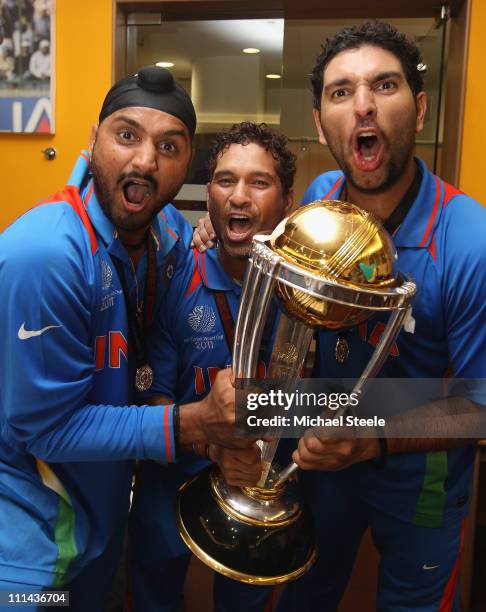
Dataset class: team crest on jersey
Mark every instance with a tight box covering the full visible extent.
[101,260,113,291]
[188,305,216,333]
[161,254,176,287]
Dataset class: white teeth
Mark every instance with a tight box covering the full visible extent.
[363,155,375,161]
[360,131,376,138]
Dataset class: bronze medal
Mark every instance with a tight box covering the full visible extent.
[335,337,349,364]
[136,364,153,392]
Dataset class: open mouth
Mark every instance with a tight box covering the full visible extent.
[226,214,254,242]
[358,133,379,160]
[353,130,384,171]
[122,180,154,209]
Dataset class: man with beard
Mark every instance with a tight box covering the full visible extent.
[0,66,248,611]
[128,122,295,612]
[192,22,486,611]
[276,21,486,612]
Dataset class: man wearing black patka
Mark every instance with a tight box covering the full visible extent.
[0,66,249,611]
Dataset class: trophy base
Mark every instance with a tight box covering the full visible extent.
[177,465,317,585]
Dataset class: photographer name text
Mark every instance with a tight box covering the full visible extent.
[246,414,386,428]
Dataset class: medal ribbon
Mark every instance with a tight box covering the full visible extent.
[109,235,157,389]
[213,291,235,352]
[214,291,276,367]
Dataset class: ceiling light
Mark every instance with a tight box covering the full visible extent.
[156,61,174,68]
[266,74,281,79]
[242,48,260,54]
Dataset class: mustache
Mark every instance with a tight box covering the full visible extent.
[116,171,158,191]
[355,119,379,130]
[352,121,384,138]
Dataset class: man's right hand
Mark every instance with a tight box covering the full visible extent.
[179,368,249,449]
[209,443,262,487]
[190,213,216,252]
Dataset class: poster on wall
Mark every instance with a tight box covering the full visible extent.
[0,0,54,133]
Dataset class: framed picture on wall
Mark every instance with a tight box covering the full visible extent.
[0,0,55,133]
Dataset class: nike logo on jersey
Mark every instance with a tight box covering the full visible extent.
[18,322,61,340]
[422,563,440,570]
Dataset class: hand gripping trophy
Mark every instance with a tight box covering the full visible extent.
[177,199,416,584]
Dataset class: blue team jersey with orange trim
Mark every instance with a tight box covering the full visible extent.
[149,245,240,415]
[136,246,242,564]
[146,241,273,485]
[305,159,486,525]
[139,245,269,542]
[0,152,191,589]
[148,244,270,406]
[130,247,274,610]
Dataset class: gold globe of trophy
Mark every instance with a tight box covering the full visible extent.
[178,200,416,584]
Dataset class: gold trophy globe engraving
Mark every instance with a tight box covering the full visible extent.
[177,199,416,584]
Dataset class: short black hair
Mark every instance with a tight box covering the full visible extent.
[311,20,424,110]
[207,122,296,195]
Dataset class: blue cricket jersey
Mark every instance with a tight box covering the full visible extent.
[147,246,245,475]
[0,152,189,589]
[130,245,272,611]
[150,246,241,400]
[130,246,242,571]
[305,158,486,526]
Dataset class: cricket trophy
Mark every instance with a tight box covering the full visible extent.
[178,200,417,584]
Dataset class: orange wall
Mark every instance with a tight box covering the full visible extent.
[459,0,486,202]
[0,1,484,229]
[0,0,113,229]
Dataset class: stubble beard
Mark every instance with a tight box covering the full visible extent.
[225,243,251,260]
[208,205,250,262]
[322,120,416,196]
[216,231,251,261]
[90,144,176,234]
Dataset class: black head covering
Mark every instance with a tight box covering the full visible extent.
[99,65,196,137]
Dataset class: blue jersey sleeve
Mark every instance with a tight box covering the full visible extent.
[441,197,486,404]
[164,204,194,248]
[302,181,322,204]
[0,205,175,463]
[301,171,343,205]
[146,318,178,402]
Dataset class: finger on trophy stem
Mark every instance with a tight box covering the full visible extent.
[276,461,299,487]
